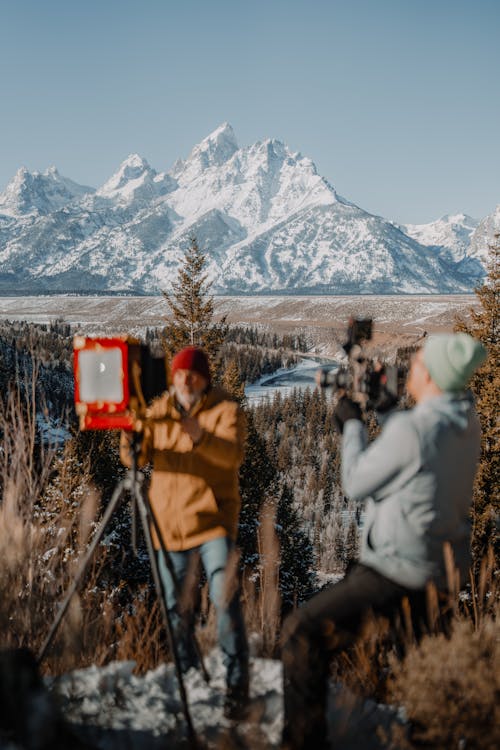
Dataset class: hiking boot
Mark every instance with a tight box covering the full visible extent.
[223,683,249,720]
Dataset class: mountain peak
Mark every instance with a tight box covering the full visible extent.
[438,212,477,227]
[116,153,152,177]
[174,123,239,180]
[122,153,150,170]
[200,122,238,151]
[98,154,154,197]
[15,165,30,179]
[97,154,177,203]
[192,122,238,163]
[0,165,92,217]
[469,203,500,263]
[12,165,60,186]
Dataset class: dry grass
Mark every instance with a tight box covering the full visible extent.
[112,594,168,673]
[184,507,283,663]
[386,555,499,749]
[0,382,77,660]
[240,505,282,658]
[0,381,169,675]
[388,611,499,750]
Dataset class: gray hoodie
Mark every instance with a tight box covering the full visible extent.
[342,392,481,590]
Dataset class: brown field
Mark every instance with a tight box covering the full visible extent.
[0,294,477,356]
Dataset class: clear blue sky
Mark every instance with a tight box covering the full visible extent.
[0,0,498,223]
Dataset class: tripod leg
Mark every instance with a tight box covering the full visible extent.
[133,487,200,750]
[37,481,127,665]
[131,493,138,555]
[146,497,210,684]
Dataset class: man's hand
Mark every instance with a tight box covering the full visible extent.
[181,416,204,445]
[334,396,363,434]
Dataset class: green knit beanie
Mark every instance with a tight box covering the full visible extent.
[423,333,487,392]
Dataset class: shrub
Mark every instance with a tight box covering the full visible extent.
[388,611,500,749]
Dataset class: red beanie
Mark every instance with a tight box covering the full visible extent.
[170,346,211,383]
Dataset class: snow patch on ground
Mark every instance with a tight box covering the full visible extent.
[49,649,283,749]
[48,649,406,749]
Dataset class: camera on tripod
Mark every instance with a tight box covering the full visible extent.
[318,317,405,412]
[73,336,168,430]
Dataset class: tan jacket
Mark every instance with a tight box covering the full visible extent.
[120,386,246,551]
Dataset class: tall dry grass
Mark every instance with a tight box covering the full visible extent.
[241,504,282,658]
[0,376,168,675]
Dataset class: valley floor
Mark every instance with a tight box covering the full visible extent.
[0,294,477,356]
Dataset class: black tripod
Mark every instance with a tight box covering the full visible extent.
[38,433,209,750]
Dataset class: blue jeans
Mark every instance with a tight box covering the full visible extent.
[157,536,248,689]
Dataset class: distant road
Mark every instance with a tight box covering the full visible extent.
[0,294,476,356]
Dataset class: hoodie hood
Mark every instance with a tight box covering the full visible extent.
[417,390,476,433]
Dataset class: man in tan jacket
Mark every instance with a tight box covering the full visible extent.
[120,346,248,718]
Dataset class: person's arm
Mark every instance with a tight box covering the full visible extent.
[192,402,247,470]
[341,414,420,501]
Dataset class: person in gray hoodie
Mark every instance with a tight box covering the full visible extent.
[281,333,487,750]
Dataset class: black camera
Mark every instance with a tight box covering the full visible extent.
[317,317,373,392]
[74,336,168,430]
[343,317,373,354]
[317,318,405,412]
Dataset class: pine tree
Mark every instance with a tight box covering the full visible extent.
[275,481,316,610]
[221,357,245,405]
[162,237,228,366]
[72,429,125,504]
[238,411,276,569]
[455,233,499,569]
[344,515,360,567]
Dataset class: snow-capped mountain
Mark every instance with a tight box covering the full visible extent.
[96,154,177,204]
[469,204,500,266]
[402,213,486,282]
[0,166,94,218]
[403,214,479,263]
[0,124,490,294]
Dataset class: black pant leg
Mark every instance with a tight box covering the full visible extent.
[281,564,415,750]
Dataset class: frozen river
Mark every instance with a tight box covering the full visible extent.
[245,358,338,404]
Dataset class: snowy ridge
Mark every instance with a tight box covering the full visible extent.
[403,213,479,262]
[0,124,491,294]
[469,203,500,265]
[0,166,94,218]
[97,154,177,204]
